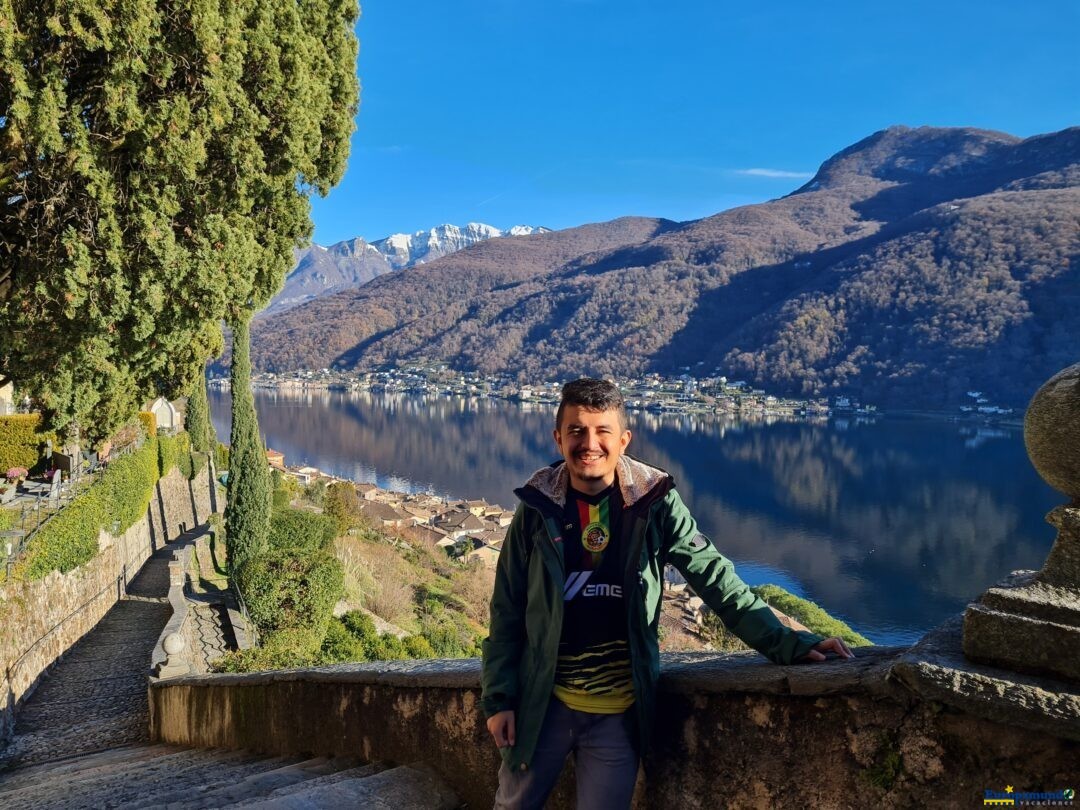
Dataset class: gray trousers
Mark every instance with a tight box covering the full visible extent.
[494,699,639,810]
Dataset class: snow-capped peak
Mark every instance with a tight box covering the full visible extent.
[369,222,549,269]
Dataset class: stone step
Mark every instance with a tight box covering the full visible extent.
[0,746,283,809]
[150,755,347,809]
[226,762,384,808]
[0,743,183,794]
[0,714,150,771]
[232,764,460,810]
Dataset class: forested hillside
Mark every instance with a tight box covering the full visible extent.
[249,126,1080,408]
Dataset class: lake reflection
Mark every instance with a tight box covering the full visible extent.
[210,389,1059,646]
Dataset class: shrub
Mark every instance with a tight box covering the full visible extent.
[0,414,56,473]
[419,613,482,658]
[190,451,209,478]
[158,432,195,479]
[271,469,291,512]
[18,495,108,579]
[175,432,193,479]
[301,479,326,506]
[98,435,161,531]
[214,628,324,673]
[268,508,337,555]
[323,481,361,534]
[320,617,366,662]
[319,610,439,664]
[403,634,436,658]
[137,411,157,436]
[215,442,230,471]
[700,611,753,652]
[235,548,343,638]
[701,585,872,651]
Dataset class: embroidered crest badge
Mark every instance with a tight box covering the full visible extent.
[582,521,610,553]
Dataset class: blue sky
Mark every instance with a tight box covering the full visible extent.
[309,1,1079,245]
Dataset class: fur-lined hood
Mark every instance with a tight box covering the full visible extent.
[519,454,671,509]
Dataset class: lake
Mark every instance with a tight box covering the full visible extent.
[210,388,1060,646]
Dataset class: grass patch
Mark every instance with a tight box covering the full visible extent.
[751,584,873,646]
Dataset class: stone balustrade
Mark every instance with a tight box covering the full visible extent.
[148,647,1078,809]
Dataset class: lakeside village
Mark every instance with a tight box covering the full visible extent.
[208,363,880,419]
[270,444,514,571]
[206,362,1017,421]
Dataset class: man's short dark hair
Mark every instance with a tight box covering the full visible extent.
[556,378,627,430]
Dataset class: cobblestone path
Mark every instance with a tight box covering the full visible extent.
[0,540,180,772]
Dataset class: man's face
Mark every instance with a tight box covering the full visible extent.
[553,405,632,494]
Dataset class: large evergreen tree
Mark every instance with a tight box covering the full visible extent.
[224,316,269,567]
[0,0,360,442]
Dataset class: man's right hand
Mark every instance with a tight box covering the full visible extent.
[486,710,516,748]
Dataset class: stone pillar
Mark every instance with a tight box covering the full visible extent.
[962,363,1080,681]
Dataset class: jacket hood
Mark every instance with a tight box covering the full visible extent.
[520,454,671,509]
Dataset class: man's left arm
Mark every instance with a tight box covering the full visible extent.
[660,489,852,664]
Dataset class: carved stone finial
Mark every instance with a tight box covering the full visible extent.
[156,632,191,679]
[163,632,186,658]
[1024,362,1080,502]
[960,364,1080,683]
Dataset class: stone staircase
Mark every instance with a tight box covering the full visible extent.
[0,542,176,771]
[0,526,460,808]
[0,744,459,808]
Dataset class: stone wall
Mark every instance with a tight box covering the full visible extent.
[148,648,1078,809]
[0,464,216,740]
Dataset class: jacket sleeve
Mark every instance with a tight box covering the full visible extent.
[659,489,823,665]
[480,503,530,717]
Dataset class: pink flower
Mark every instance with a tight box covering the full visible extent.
[5,467,28,482]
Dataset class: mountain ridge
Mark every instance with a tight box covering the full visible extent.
[248,126,1080,408]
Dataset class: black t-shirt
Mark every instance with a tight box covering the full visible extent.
[553,482,635,713]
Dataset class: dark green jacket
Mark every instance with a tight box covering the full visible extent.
[481,455,823,770]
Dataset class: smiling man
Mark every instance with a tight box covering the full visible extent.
[481,378,853,810]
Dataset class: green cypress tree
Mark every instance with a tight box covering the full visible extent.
[0,0,360,442]
[224,316,270,568]
[185,368,216,454]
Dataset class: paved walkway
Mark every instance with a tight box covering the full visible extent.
[0,530,212,771]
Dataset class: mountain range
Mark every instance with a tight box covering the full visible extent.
[248,125,1080,408]
[263,223,549,314]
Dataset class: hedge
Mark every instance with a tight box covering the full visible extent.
[15,425,200,581]
[0,414,56,473]
[17,434,161,580]
[158,432,194,479]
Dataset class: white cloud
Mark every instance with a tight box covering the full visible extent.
[736,168,814,179]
